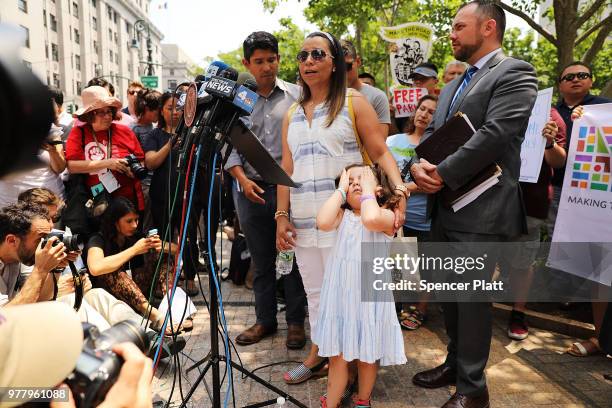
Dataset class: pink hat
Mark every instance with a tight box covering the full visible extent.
[74,85,123,117]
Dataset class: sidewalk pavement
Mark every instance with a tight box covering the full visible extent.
[152,238,611,407]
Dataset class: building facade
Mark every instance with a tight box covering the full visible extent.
[161,43,196,92]
[0,0,164,110]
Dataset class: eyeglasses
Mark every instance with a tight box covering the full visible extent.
[296,49,333,63]
[94,109,114,117]
[560,72,592,82]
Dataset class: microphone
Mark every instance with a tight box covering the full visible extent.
[204,61,229,81]
[232,72,259,114]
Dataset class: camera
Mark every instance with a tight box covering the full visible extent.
[125,154,148,180]
[42,230,81,251]
[66,320,149,407]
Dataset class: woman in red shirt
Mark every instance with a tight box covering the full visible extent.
[65,86,145,212]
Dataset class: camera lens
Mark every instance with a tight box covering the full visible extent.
[94,320,149,352]
[125,154,148,180]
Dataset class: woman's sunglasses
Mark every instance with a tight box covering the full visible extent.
[560,72,592,82]
[296,49,333,63]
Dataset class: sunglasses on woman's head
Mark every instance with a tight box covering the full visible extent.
[560,72,592,82]
[296,49,333,63]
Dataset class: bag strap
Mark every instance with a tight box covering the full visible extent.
[287,102,299,123]
[347,89,372,165]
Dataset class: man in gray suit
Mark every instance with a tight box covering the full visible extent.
[408,2,538,407]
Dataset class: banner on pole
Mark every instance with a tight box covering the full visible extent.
[547,103,612,286]
[519,87,554,183]
[379,22,433,86]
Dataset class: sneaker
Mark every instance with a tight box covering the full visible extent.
[507,311,529,340]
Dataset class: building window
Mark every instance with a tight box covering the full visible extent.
[115,53,118,64]
[19,25,30,48]
[107,5,112,20]
[113,11,118,24]
[53,73,60,88]
[43,10,47,27]
[45,43,49,58]
[75,55,81,70]
[72,2,79,18]
[169,68,174,76]
[92,16,97,30]
[109,50,113,61]
[74,29,80,44]
[114,32,118,44]
[108,29,112,42]
[50,14,57,32]
[168,80,177,90]
[51,43,59,61]
[18,0,27,13]
[93,40,98,55]
[126,22,131,35]
[91,0,96,8]
[76,81,82,94]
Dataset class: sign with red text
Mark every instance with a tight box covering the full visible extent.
[391,87,428,118]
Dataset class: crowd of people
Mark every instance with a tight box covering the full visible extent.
[1,1,610,407]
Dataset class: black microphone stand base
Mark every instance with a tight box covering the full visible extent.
[179,247,307,408]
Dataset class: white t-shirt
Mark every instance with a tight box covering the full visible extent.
[0,260,21,307]
[0,149,65,207]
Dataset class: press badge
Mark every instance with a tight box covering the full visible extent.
[98,170,120,193]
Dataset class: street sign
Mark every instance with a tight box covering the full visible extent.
[140,76,158,88]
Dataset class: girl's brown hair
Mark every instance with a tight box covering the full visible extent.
[298,32,346,128]
[335,163,401,211]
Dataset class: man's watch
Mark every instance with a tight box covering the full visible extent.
[545,139,556,149]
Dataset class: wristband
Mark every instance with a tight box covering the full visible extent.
[274,210,289,220]
[545,140,556,149]
[335,188,346,203]
[359,194,376,203]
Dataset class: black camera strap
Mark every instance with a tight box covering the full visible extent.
[69,261,84,311]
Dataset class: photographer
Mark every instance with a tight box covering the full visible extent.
[0,94,66,208]
[86,197,190,334]
[0,202,66,306]
[65,86,145,214]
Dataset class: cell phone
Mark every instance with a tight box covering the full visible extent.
[147,229,158,254]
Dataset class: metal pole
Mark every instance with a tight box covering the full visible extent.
[146,25,153,76]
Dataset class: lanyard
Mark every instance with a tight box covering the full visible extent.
[91,127,113,159]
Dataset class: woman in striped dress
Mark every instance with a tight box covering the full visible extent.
[275,31,409,388]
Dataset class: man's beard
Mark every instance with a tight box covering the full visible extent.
[454,36,484,62]
[18,243,35,266]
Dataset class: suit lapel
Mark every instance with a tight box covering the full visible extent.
[448,52,506,118]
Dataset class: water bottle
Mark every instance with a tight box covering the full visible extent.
[275,397,286,407]
[276,232,294,276]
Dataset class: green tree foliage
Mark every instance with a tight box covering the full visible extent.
[257,0,610,96]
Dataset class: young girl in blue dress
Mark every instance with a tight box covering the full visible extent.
[313,164,413,408]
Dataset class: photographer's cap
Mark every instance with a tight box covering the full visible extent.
[409,66,438,79]
[0,302,83,406]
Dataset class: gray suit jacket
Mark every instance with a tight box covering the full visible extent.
[422,52,538,237]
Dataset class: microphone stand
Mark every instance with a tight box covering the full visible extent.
[178,117,306,408]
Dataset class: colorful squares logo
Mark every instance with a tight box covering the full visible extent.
[571,125,612,192]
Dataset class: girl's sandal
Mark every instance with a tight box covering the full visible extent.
[352,396,372,408]
[150,317,185,337]
[400,310,426,331]
[283,358,328,384]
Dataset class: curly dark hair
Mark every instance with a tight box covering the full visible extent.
[135,88,162,118]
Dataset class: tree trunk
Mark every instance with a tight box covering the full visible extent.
[553,0,579,77]
[601,79,612,99]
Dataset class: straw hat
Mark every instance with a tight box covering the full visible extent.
[0,302,83,407]
[74,85,123,117]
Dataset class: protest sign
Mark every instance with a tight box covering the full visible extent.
[391,87,428,118]
[547,103,612,286]
[379,22,433,86]
[519,87,554,183]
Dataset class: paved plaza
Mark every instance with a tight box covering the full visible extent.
[152,238,612,407]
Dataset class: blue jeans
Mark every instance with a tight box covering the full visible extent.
[233,182,306,327]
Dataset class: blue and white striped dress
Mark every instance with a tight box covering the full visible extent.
[288,99,364,248]
[312,210,407,366]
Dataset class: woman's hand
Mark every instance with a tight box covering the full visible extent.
[106,158,130,175]
[132,237,158,255]
[542,119,558,144]
[148,235,162,253]
[276,216,297,251]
